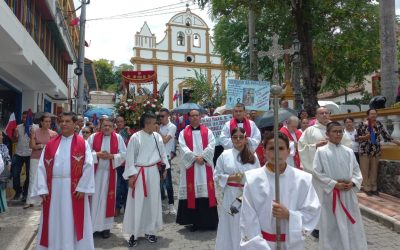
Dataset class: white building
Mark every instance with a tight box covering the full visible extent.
[131,7,236,109]
[0,0,92,125]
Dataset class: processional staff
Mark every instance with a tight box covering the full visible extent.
[258,33,296,250]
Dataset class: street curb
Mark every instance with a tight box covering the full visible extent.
[359,203,400,233]
[24,228,37,250]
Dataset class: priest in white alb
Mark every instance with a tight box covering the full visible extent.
[220,103,261,152]
[176,109,218,231]
[31,112,95,250]
[88,117,126,238]
[123,112,170,247]
[313,121,367,250]
[240,132,320,250]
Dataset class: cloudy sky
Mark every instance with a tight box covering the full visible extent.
[73,0,400,66]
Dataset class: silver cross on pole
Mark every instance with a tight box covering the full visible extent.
[258,34,295,86]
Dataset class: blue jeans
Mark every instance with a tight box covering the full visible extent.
[116,167,128,210]
[160,168,174,205]
[12,154,30,198]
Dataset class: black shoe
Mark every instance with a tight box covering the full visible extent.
[128,235,138,247]
[366,191,373,196]
[20,196,27,202]
[12,194,21,201]
[311,229,319,239]
[145,234,157,243]
[371,191,379,196]
[189,225,198,232]
[102,230,110,239]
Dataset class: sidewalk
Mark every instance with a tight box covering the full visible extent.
[358,192,400,232]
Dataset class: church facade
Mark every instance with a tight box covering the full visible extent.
[130,7,236,109]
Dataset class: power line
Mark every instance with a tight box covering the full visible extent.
[87,2,195,21]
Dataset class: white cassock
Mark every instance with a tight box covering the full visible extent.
[178,128,215,200]
[220,120,261,152]
[88,133,126,231]
[214,148,260,250]
[240,166,321,250]
[32,135,95,250]
[122,131,170,236]
[313,142,367,250]
[298,121,352,173]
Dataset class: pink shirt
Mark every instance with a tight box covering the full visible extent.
[30,128,58,159]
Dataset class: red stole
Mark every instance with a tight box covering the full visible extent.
[279,126,302,169]
[183,125,217,209]
[41,134,86,247]
[230,118,251,136]
[92,132,118,218]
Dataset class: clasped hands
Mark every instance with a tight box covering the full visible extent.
[335,180,353,191]
[194,156,205,165]
[97,151,114,160]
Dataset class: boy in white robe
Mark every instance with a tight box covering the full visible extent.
[88,118,126,238]
[123,112,170,247]
[240,132,320,250]
[313,121,367,250]
[32,112,95,250]
[214,127,260,250]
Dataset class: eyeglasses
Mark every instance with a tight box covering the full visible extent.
[232,136,245,140]
[82,131,91,134]
[330,130,343,135]
[190,114,199,117]
[159,115,165,118]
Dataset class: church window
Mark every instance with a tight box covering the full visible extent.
[193,34,201,47]
[177,31,185,46]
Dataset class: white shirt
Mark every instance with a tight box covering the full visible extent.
[159,121,177,158]
[344,128,359,153]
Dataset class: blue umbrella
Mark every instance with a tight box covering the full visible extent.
[83,107,114,119]
[173,102,207,114]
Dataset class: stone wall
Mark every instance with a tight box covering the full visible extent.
[378,160,400,198]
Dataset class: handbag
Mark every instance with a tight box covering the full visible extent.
[0,167,11,190]
[153,133,167,174]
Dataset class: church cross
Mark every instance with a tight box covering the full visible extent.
[258,34,295,85]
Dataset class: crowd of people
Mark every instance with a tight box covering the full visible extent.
[0,102,399,250]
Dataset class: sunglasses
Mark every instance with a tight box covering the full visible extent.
[159,115,166,118]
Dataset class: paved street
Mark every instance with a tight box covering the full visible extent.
[1,153,399,249]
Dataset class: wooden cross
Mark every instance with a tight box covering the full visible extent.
[258,34,295,85]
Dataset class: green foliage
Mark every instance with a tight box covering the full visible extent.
[343,91,373,106]
[93,60,134,91]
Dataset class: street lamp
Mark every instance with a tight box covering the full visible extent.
[292,36,302,111]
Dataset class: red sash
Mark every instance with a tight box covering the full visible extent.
[333,188,356,224]
[183,125,217,209]
[227,182,244,188]
[261,231,286,242]
[92,132,118,218]
[230,118,251,136]
[131,162,161,199]
[41,134,86,247]
[279,126,302,169]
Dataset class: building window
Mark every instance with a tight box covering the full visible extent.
[177,31,185,46]
[193,34,200,47]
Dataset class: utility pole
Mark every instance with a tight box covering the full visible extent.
[248,3,258,80]
[75,0,89,114]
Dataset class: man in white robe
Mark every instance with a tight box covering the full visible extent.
[32,112,95,250]
[240,132,320,250]
[220,103,261,152]
[313,121,367,250]
[88,118,126,238]
[123,112,170,247]
[176,109,218,231]
[298,106,351,238]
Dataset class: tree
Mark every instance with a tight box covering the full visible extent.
[196,0,381,116]
[93,59,115,89]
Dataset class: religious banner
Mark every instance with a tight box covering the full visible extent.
[226,79,270,111]
[201,114,232,140]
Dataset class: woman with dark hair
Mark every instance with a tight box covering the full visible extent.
[214,127,260,250]
[25,113,58,209]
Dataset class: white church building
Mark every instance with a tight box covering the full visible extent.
[130,7,236,109]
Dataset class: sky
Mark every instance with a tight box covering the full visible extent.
[73,0,400,66]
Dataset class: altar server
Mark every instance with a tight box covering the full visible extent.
[214,127,260,250]
[240,132,320,250]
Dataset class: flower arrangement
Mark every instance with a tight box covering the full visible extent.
[116,93,163,128]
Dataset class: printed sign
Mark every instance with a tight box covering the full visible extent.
[201,114,232,140]
[226,79,270,111]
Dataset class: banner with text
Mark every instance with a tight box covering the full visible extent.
[226,79,270,111]
[201,114,232,140]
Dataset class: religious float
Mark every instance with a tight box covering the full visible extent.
[115,70,167,128]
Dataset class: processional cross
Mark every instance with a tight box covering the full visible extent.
[258,34,295,85]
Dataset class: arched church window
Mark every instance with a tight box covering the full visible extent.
[193,34,201,47]
[177,31,185,46]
